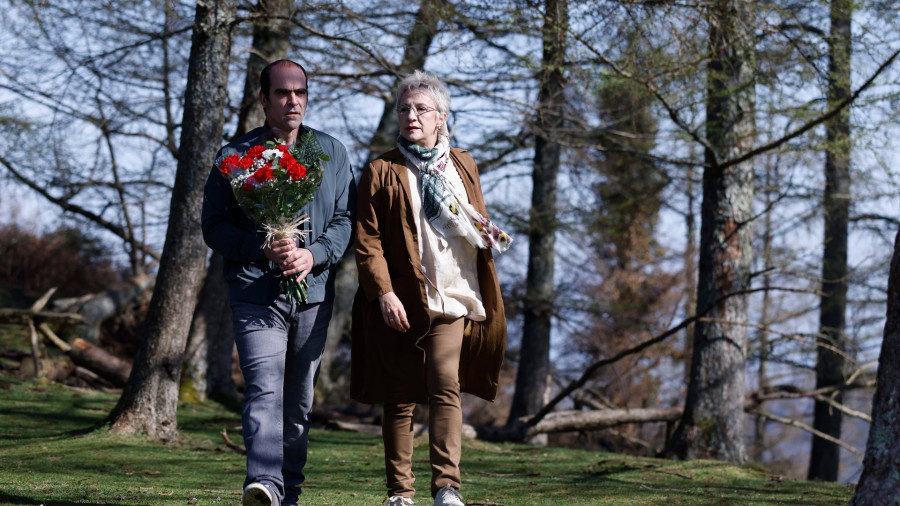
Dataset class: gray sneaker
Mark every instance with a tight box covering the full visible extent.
[242,482,280,506]
[434,485,464,506]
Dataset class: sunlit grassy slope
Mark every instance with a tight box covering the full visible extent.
[0,375,854,505]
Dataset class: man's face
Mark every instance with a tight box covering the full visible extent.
[259,64,308,138]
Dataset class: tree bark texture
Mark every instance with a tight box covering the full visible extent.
[183,253,239,409]
[233,0,293,139]
[850,230,900,505]
[509,0,567,426]
[202,254,240,409]
[664,0,755,465]
[107,0,236,441]
[809,0,852,482]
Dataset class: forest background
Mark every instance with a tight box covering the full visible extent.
[1,0,900,496]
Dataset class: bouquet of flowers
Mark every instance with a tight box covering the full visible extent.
[218,130,328,303]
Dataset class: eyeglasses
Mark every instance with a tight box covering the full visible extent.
[397,104,437,117]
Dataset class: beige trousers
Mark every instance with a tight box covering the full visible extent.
[382,317,464,499]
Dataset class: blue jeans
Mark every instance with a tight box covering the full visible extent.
[232,297,333,505]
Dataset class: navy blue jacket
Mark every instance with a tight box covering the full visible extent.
[201,124,356,304]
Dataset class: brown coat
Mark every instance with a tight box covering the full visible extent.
[350,147,507,404]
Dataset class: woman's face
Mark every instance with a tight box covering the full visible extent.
[397,90,446,148]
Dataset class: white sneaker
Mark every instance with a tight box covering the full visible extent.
[242,482,279,506]
[434,485,464,506]
[384,496,415,506]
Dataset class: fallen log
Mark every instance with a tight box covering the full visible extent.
[331,407,683,442]
[528,407,683,435]
[36,320,132,387]
[2,287,135,387]
[328,420,384,436]
[52,274,154,343]
[18,356,75,382]
[65,338,132,387]
[0,287,82,326]
[475,407,683,442]
[0,288,82,380]
[72,366,116,389]
[327,420,452,437]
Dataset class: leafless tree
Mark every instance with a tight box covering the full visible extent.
[664,0,756,464]
[180,0,295,409]
[808,0,853,482]
[508,0,568,433]
[106,0,236,441]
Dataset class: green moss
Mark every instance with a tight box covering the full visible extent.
[178,378,204,404]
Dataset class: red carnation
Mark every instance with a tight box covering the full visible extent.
[247,145,266,158]
[287,162,307,180]
[219,153,240,173]
[252,164,274,184]
[241,180,254,192]
[238,156,254,169]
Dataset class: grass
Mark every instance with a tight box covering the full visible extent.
[0,374,855,505]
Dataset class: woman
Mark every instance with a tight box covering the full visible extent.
[351,70,512,506]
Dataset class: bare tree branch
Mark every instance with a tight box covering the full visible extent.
[0,154,162,262]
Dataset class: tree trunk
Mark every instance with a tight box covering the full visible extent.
[233,0,293,139]
[850,229,900,504]
[184,0,293,410]
[106,0,236,441]
[683,162,697,387]
[182,253,239,409]
[202,254,240,409]
[752,165,774,463]
[508,0,567,434]
[809,0,852,482]
[663,0,755,465]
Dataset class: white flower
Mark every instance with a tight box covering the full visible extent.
[262,148,283,160]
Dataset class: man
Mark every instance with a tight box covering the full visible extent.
[201,59,356,506]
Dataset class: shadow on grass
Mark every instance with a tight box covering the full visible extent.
[0,406,105,439]
[0,490,120,506]
[0,382,116,442]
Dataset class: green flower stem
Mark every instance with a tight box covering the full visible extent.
[280,274,309,304]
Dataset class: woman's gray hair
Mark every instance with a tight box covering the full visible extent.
[395,70,450,137]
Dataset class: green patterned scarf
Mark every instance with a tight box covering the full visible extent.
[398,135,512,252]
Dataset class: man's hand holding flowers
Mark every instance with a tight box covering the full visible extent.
[217,130,328,303]
[264,238,314,281]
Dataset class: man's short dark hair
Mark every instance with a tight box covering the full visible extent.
[260,59,309,96]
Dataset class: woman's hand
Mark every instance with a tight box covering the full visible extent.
[379,291,410,332]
